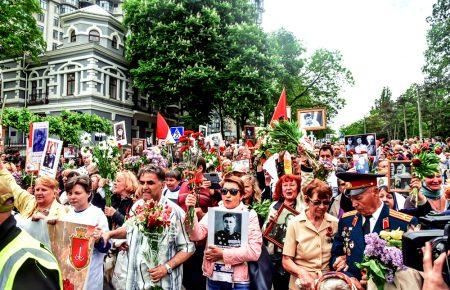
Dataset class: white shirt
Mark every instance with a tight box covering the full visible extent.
[62,205,109,290]
[362,202,384,233]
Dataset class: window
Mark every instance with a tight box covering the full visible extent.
[38,25,44,33]
[70,30,76,42]
[60,32,63,41]
[53,30,58,39]
[88,30,100,42]
[31,80,38,98]
[109,77,117,99]
[53,17,59,26]
[60,5,75,14]
[67,73,75,95]
[52,43,58,50]
[40,0,47,10]
[112,36,118,49]
[54,4,59,14]
[37,14,45,22]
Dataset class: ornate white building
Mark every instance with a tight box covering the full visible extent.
[0,2,152,146]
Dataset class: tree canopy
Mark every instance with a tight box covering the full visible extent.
[123,0,353,132]
[0,0,45,61]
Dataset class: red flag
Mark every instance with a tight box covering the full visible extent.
[156,112,170,139]
[270,88,287,124]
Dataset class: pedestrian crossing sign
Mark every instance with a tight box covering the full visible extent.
[170,127,184,142]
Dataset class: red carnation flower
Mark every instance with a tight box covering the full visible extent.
[63,279,75,290]
[435,147,443,155]
[183,130,194,136]
[219,146,225,152]
[412,147,421,155]
[412,158,422,167]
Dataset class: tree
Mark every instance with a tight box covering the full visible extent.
[0,0,46,61]
[2,108,112,146]
[267,30,353,124]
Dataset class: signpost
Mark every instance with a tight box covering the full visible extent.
[170,126,184,143]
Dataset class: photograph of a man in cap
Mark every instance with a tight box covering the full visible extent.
[330,172,418,289]
[214,213,241,248]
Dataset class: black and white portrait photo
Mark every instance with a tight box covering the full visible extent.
[208,208,249,249]
[388,160,412,193]
[244,125,256,140]
[32,125,49,153]
[199,125,208,137]
[114,121,127,145]
[40,138,63,178]
[297,108,327,131]
[345,133,377,156]
[263,203,299,249]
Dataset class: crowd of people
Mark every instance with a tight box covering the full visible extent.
[1,133,450,290]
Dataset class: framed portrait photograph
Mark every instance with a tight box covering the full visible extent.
[297,108,327,131]
[63,146,76,158]
[263,203,299,249]
[114,121,127,145]
[388,160,412,193]
[40,138,63,178]
[208,208,249,249]
[243,125,256,140]
[199,125,208,137]
[344,133,377,156]
[131,138,147,156]
[352,153,370,174]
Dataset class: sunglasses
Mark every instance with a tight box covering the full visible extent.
[310,199,331,206]
[220,188,240,196]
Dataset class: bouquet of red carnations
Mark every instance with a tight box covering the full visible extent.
[131,200,172,289]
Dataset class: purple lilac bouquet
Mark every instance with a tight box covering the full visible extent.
[123,156,143,173]
[356,232,405,290]
[142,146,168,168]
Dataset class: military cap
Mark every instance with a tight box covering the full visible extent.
[336,172,384,196]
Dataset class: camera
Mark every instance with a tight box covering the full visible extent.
[402,218,450,286]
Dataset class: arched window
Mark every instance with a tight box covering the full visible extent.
[70,30,76,42]
[88,30,100,42]
[112,36,118,49]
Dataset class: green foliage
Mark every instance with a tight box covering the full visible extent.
[123,0,353,131]
[340,83,450,139]
[2,108,112,145]
[249,199,271,220]
[268,120,303,154]
[0,0,46,61]
[412,152,440,179]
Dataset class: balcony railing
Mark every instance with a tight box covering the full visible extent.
[28,92,49,105]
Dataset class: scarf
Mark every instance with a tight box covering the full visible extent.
[422,183,442,200]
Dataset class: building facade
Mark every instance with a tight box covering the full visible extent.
[0,1,152,147]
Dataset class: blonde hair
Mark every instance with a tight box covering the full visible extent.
[241,175,262,202]
[35,176,59,193]
[116,170,139,195]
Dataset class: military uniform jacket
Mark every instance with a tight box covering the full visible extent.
[329,204,418,280]
[214,230,241,247]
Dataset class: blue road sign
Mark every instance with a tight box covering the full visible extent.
[170,127,184,142]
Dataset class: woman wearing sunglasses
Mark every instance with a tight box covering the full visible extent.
[185,175,262,290]
[282,179,338,290]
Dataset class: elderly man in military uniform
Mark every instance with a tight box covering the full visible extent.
[330,172,419,290]
[214,213,241,247]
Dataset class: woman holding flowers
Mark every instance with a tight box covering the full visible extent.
[185,175,262,290]
[104,170,138,228]
[404,173,446,212]
[282,179,338,290]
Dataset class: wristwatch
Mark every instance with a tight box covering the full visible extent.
[165,263,173,274]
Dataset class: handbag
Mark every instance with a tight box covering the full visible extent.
[248,245,274,290]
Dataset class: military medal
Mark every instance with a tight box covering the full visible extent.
[383,217,389,230]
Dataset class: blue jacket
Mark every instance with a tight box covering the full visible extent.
[329,204,418,280]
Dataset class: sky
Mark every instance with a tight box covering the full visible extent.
[262,0,435,132]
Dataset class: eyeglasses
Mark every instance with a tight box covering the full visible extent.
[220,188,240,196]
[310,199,331,206]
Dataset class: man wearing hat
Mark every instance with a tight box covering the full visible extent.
[0,169,62,289]
[330,172,418,289]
